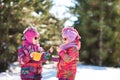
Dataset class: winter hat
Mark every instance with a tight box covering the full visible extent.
[22,26,39,44]
[62,27,81,43]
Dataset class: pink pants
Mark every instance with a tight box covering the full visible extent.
[21,78,41,80]
[59,78,69,80]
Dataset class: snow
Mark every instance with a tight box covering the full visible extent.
[0,62,120,80]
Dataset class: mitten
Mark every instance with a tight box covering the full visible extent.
[44,51,51,60]
[52,57,59,62]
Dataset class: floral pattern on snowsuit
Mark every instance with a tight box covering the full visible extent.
[18,43,50,80]
[57,47,79,80]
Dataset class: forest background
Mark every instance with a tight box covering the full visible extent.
[0,0,120,72]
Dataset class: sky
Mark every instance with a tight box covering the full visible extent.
[50,0,78,26]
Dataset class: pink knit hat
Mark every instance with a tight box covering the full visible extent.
[62,27,81,43]
[23,26,39,44]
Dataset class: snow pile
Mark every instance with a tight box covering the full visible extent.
[0,62,120,80]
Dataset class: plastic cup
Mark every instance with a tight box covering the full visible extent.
[32,52,42,61]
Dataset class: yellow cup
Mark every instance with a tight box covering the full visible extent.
[32,52,42,61]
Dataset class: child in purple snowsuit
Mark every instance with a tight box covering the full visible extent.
[55,27,81,80]
[18,26,52,80]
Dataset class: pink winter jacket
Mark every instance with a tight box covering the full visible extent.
[18,43,50,79]
[57,47,79,80]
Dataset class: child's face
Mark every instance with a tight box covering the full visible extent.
[32,35,39,45]
[62,37,69,44]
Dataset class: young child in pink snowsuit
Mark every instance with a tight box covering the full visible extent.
[18,26,52,80]
[56,27,81,80]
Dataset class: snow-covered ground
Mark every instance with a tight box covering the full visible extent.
[0,62,120,80]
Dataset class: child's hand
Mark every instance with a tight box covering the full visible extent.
[56,46,61,52]
[30,53,34,58]
[49,47,53,53]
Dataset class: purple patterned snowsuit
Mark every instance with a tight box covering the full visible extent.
[18,42,50,80]
[18,27,51,80]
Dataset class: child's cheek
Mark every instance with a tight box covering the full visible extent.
[63,40,69,44]
[32,39,35,44]
[36,40,39,44]
[33,40,39,44]
[32,39,38,45]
